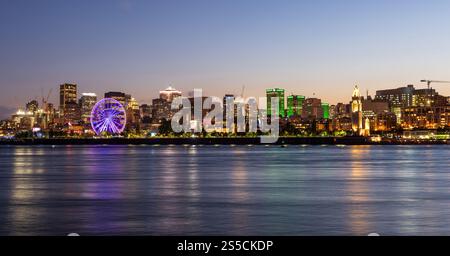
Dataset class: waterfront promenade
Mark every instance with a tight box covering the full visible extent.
[1,136,448,145]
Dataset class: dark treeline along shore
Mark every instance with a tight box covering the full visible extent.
[0,137,449,145]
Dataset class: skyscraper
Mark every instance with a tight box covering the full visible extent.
[104,91,126,106]
[266,88,285,117]
[287,95,305,117]
[375,85,415,108]
[26,100,39,113]
[79,93,97,123]
[374,84,449,125]
[59,83,79,124]
[351,85,366,135]
[140,104,152,123]
[321,103,330,119]
[301,98,323,119]
[152,87,183,123]
[222,94,236,133]
[126,96,140,127]
[159,86,182,103]
[63,102,81,125]
[59,83,77,115]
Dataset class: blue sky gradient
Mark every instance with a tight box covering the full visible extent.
[1,0,450,118]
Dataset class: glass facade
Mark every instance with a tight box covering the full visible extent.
[287,95,305,117]
[266,88,285,117]
[322,103,330,119]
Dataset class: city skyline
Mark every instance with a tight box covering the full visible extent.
[3,0,450,242]
[2,0,450,118]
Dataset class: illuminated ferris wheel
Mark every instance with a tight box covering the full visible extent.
[90,98,127,135]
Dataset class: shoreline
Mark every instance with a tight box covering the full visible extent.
[0,137,448,145]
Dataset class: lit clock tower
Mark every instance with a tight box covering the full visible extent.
[351,85,363,135]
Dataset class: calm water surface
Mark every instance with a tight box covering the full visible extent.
[0,144,449,235]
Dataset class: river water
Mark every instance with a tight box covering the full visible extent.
[0,144,449,235]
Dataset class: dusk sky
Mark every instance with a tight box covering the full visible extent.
[1,0,450,118]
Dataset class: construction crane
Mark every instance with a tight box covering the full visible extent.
[420,80,450,90]
[240,85,246,98]
[420,80,450,108]
[41,88,53,112]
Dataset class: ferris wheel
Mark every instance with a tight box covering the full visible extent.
[90,98,127,135]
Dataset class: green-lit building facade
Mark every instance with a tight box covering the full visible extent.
[266,88,285,117]
[287,95,305,117]
[322,103,330,119]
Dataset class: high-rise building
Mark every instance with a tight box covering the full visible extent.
[331,102,352,131]
[330,105,337,119]
[351,85,363,134]
[26,100,39,113]
[266,88,285,117]
[223,94,235,112]
[62,102,81,125]
[159,86,182,103]
[104,91,126,106]
[375,85,415,108]
[126,97,140,127]
[140,104,152,123]
[362,97,389,116]
[223,94,235,116]
[79,93,97,123]
[60,83,77,107]
[152,98,172,122]
[351,85,370,136]
[302,98,323,119]
[60,83,77,114]
[334,103,351,118]
[151,87,183,123]
[375,84,447,123]
[321,103,330,119]
[188,96,210,120]
[412,88,438,107]
[402,106,450,129]
[59,83,79,124]
[222,94,235,133]
[287,95,305,117]
[38,103,56,130]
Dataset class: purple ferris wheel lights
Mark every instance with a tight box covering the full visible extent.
[90,98,126,135]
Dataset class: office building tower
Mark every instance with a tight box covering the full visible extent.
[159,86,182,103]
[287,95,305,117]
[104,91,126,106]
[79,93,97,123]
[302,98,323,119]
[266,88,285,117]
[152,87,183,123]
[321,103,330,119]
[26,100,39,113]
[60,83,80,124]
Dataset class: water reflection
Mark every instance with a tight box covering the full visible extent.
[9,147,49,235]
[0,145,449,235]
[347,147,371,234]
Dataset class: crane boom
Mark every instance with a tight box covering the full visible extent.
[46,88,52,103]
[420,80,450,90]
[419,79,450,108]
